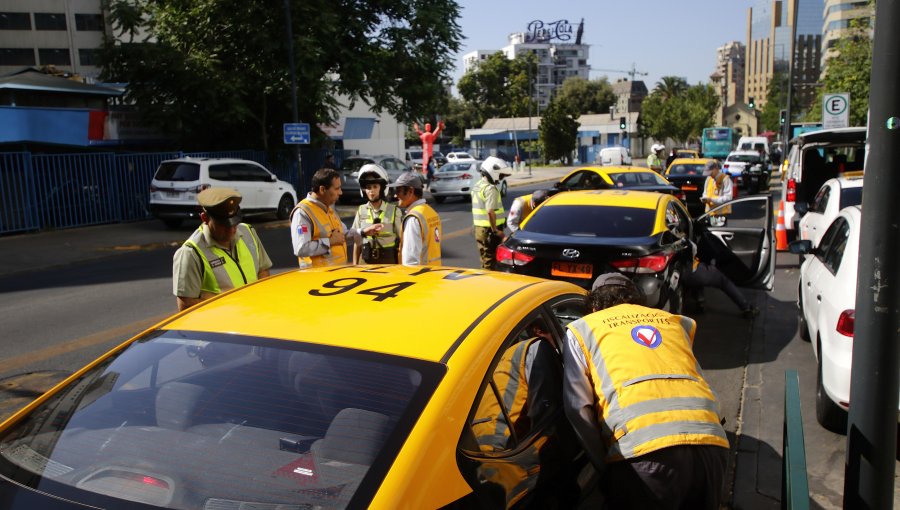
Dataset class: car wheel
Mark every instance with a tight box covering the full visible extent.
[276,194,294,220]
[500,181,508,196]
[163,218,182,229]
[798,283,811,342]
[434,196,446,204]
[663,284,684,314]
[815,343,847,432]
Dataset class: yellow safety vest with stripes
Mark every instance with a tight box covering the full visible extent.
[184,223,261,295]
[471,337,541,451]
[356,202,399,248]
[401,203,442,265]
[703,176,732,215]
[292,199,348,268]
[566,304,728,462]
[471,180,506,228]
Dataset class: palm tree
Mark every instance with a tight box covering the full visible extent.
[654,76,689,100]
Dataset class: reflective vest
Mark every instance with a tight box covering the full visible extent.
[183,223,261,295]
[703,176,732,215]
[515,195,536,227]
[401,203,442,265]
[355,202,399,248]
[566,304,728,462]
[292,199,348,268]
[647,153,662,171]
[471,180,506,228]
[471,337,540,451]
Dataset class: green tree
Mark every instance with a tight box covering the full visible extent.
[100,0,462,150]
[442,96,481,146]
[539,98,579,165]
[806,13,873,126]
[640,82,718,146]
[760,72,788,132]
[457,52,533,123]
[555,76,616,115]
[654,76,688,100]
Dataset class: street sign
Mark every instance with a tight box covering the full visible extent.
[283,123,310,144]
[823,93,850,129]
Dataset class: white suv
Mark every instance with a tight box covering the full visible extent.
[149,158,297,228]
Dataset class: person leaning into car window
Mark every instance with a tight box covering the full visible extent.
[172,188,272,311]
[701,159,733,227]
[507,189,550,233]
[563,273,729,510]
[290,168,383,268]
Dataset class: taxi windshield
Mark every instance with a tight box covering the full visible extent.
[0,331,441,510]
[524,205,657,237]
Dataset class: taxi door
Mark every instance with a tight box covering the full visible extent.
[694,195,776,290]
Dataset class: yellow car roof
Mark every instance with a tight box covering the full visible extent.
[162,266,582,363]
[564,166,671,185]
[544,189,667,210]
[668,157,713,165]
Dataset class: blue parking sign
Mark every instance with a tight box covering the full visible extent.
[283,123,310,144]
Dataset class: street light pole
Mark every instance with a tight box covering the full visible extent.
[527,59,533,176]
[283,0,303,195]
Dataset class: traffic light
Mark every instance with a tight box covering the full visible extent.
[619,116,626,130]
[748,96,755,109]
[780,109,787,126]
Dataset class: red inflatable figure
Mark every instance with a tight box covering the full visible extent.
[413,120,444,177]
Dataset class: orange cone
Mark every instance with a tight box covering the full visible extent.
[776,200,788,251]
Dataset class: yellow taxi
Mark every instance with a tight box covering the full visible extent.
[675,149,701,159]
[550,165,678,195]
[664,157,717,216]
[0,267,597,509]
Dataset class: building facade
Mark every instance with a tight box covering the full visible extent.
[611,79,648,115]
[711,41,745,109]
[821,0,872,68]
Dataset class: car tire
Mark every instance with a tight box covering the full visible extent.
[276,194,294,220]
[434,196,446,204]
[815,343,847,433]
[798,283,811,342]
[663,284,684,314]
[163,218,182,229]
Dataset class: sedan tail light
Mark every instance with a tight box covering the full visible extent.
[786,178,797,202]
[610,253,672,273]
[191,184,211,193]
[149,184,159,192]
[496,245,535,266]
[460,173,473,180]
[431,175,440,182]
[836,309,855,337]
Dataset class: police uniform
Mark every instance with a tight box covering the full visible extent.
[172,188,272,304]
[352,201,401,264]
[471,176,506,269]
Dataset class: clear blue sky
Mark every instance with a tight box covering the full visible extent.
[451,0,756,94]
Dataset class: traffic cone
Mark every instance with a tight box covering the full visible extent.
[775,200,788,251]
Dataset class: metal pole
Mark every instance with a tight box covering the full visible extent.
[783,4,797,146]
[283,0,304,195]
[844,2,900,507]
[527,61,532,176]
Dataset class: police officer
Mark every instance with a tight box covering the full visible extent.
[390,172,441,266]
[351,164,402,264]
[647,144,665,174]
[563,272,728,509]
[472,156,509,269]
[290,167,382,268]
[506,188,550,233]
[172,188,272,311]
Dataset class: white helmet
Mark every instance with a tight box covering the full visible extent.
[357,164,389,198]
[479,156,512,184]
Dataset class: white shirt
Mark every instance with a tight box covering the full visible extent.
[562,327,609,472]
[400,198,427,265]
[702,174,734,206]
[290,193,363,257]
[507,196,527,232]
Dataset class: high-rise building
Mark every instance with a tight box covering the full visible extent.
[712,41,746,108]
[821,0,872,68]
[745,0,823,114]
[0,0,110,80]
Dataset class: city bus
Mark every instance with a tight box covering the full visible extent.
[701,127,737,160]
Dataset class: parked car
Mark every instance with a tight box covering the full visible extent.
[338,154,412,202]
[797,174,863,247]
[0,266,599,509]
[405,148,424,172]
[676,148,701,159]
[791,206,900,432]
[783,127,867,241]
[597,146,632,166]
[149,158,297,228]
[429,160,478,203]
[496,190,775,311]
[723,150,770,194]
[664,158,716,217]
[549,166,679,197]
[445,151,476,163]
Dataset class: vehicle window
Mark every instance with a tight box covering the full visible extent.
[821,219,850,274]
[729,154,761,164]
[207,164,230,181]
[440,162,473,173]
[815,217,844,265]
[340,158,371,173]
[243,164,272,182]
[0,330,442,510]
[154,162,200,182]
[812,186,832,213]
[407,151,423,160]
[838,187,863,209]
[559,171,589,189]
[551,298,588,330]
[665,201,691,237]
[524,205,656,237]
[667,163,705,176]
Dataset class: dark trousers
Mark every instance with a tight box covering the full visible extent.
[604,445,728,510]
[474,226,502,270]
[683,262,749,311]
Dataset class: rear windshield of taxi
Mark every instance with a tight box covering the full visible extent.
[154,162,200,181]
[0,331,442,510]
[605,172,669,186]
[524,205,657,237]
[667,163,707,176]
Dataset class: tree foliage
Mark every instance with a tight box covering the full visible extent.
[457,52,535,124]
[539,99,579,164]
[760,72,788,132]
[555,77,616,115]
[640,79,719,146]
[99,0,462,150]
[441,96,481,146]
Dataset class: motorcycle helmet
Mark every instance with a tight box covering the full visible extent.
[479,156,512,184]
[357,164,389,200]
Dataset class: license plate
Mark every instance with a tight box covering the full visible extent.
[681,185,697,191]
[165,191,181,198]
[551,261,593,279]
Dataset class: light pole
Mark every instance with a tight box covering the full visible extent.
[283,0,303,194]
[527,59,533,176]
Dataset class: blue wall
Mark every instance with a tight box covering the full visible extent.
[0,106,91,146]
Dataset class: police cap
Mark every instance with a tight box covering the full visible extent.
[198,187,242,226]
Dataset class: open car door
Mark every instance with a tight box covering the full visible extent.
[694,195,775,290]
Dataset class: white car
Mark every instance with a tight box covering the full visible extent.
[797,175,863,247]
[445,151,476,163]
[149,158,297,228]
[429,160,508,203]
[792,205,900,432]
[597,146,632,166]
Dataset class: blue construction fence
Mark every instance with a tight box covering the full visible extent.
[0,148,349,235]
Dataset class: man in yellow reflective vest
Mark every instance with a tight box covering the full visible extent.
[472,157,509,269]
[390,172,441,265]
[290,168,383,268]
[563,272,728,509]
[172,188,272,311]
[507,188,550,232]
[700,159,733,227]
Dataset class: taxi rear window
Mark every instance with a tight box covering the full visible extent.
[667,163,706,176]
[0,331,442,510]
[524,205,656,237]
